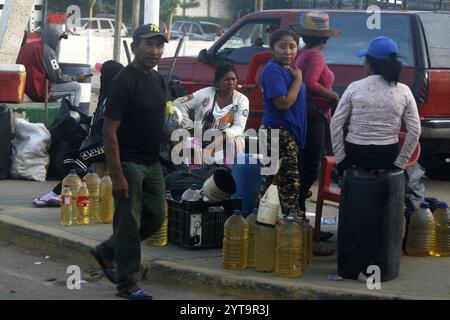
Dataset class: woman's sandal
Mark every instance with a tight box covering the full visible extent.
[313,242,335,256]
[116,287,153,300]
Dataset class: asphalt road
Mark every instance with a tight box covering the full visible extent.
[0,240,239,300]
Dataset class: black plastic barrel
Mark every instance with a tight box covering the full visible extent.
[59,63,92,115]
[337,168,405,282]
[0,104,12,179]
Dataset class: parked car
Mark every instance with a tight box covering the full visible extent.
[160,10,450,180]
[170,20,222,41]
[75,17,128,37]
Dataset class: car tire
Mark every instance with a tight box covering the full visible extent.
[419,153,450,181]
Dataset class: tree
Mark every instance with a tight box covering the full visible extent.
[160,0,200,37]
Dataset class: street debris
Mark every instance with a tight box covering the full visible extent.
[45,277,57,282]
[321,217,338,225]
[327,274,343,281]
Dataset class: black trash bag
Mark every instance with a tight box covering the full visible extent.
[0,104,12,179]
[48,99,88,179]
[165,165,231,200]
[159,150,187,176]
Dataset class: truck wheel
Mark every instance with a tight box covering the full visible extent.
[419,154,450,181]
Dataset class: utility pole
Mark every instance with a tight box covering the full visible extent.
[113,0,123,62]
[131,0,140,33]
[144,0,160,25]
[255,0,264,11]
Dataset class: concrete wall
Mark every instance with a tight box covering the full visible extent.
[58,36,214,68]
[0,0,43,32]
[0,0,36,64]
[177,0,233,19]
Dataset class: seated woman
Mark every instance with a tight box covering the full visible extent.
[330,36,421,175]
[174,62,249,165]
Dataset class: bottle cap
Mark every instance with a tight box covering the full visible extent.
[420,201,430,209]
[286,216,295,222]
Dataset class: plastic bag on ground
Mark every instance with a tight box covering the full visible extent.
[10,118,51,182]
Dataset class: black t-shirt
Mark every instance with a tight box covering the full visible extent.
[104,64,167,165]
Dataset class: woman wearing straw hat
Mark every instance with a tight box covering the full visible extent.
[290,11,341,254]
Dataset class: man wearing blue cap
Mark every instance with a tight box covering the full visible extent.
[330,36,421,175]
[91,24,169,300]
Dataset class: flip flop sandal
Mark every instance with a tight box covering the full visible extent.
[117,288,152,300]
[91,247,118,284]
[32,197,48,208]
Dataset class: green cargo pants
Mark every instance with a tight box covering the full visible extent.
[100,161,165,292]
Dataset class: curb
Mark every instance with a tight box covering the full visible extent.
[0,213,405,300]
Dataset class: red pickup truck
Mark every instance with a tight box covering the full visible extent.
[159,9,450,181]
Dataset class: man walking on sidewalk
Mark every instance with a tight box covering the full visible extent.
[91,24,168,300]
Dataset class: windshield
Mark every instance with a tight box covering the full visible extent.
[418,12,450,69]
[320,12,414,67]
[218,19,280,51]
[172,21,184,32]
[201,23,220,34]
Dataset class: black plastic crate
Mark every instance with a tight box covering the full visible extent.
[167,198,241,249]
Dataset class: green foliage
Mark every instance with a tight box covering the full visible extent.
[160,0,201,26]
[160,0,182,23]
[179,0,201,10]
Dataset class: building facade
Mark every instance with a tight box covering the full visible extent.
[176,0,233,19]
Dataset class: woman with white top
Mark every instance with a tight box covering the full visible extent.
[175,62,249,164]
[330,36,421,176]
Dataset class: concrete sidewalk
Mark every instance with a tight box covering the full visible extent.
[0,179,449,300]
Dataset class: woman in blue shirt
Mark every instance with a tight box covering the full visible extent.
[258,29,307,214]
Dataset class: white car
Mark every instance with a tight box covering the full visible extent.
[74,18,128,37]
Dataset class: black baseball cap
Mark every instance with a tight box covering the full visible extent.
[132,23,168,43]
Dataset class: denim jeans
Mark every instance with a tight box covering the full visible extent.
[50,81,81,108]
